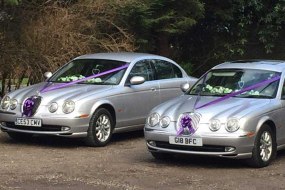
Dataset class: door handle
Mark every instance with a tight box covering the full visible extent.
[150,87,156,91]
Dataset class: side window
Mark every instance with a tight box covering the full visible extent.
[129,60,154,81]
[173,64,183,78]
[154,60,179,80]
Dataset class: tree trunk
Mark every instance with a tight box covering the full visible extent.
[157,32,172,57]
[16,70,26,89]
[1,72,7,97]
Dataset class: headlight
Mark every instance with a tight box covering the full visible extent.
[226,118,240,132]
[147,113,160,127]
[160,116,170,128]
[1,96,10,109]
[49,102,58,113]
[62,100,75,114]
[209,119,221,131]
[10,99,18,110]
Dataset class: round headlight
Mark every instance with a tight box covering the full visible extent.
[160,116,170,128]
[1,96,10,109]
[226,118,240,132]
[49,102,58,113]
[209,119,221,131]
[147,113,160,127]
[62,100,75,114]
[10,99,18,110]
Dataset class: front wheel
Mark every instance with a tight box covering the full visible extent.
[84,108,114,147]
[247,124,276,168]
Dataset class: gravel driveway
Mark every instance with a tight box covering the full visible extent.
[0,131,285,190]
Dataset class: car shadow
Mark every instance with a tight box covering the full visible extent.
[145,153,250,169]
[0,130,144,148]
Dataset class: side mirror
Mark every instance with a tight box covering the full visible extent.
[130,76,145,85]
[44,72,52,79]
[180,83,191,92]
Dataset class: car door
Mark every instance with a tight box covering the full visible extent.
[115,60,160,127]
[152,59,187,103]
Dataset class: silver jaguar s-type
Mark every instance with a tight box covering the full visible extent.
[0,53,196,146]
[145,60,285,167]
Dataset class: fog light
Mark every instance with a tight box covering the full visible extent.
[225,146,236,152]
[148,140,156,147]
[1,122,6,127]
[61,126,70,131]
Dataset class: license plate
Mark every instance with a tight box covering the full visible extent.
[15,118,42,127]
[169,136,202,146]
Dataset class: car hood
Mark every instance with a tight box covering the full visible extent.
[8,82,113,105]
[154,95,274,122]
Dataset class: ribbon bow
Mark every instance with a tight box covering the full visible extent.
[177,114,195,136]
[22,97,36,117]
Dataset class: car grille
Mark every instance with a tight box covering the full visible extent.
[4,122,63,132]
[154,141,226,152]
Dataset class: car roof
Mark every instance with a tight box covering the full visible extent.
[74,52,173,63]
[213,60,285,72]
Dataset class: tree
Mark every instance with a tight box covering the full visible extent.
[177,0,285,75]
[120,0,204,57]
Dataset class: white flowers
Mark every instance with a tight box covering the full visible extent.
[57,75,102,83]
[205,84,233,94]
[204,84,259,96]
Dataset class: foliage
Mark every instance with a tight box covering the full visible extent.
[119,0,204,55]
[0,0,136,96]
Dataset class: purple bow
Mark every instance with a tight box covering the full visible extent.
[177,114,195,136]
[22,97,36,117]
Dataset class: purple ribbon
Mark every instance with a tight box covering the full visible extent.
[40,64,129,93]
[195,75,280,109]
[177,75,281,136]
[22,64,129,117]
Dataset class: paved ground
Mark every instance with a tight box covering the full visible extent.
[0,131,285,190]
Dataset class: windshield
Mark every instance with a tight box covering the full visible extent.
[49,59,128,85]
[188,69,280,99]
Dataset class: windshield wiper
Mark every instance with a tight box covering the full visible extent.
[236,94,273,99]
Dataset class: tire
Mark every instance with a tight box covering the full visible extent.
[247,124,276,168]
[84,108,114,147]
[151,152,173,160]
[7,132,33,141]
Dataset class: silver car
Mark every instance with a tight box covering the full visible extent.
[0,52,196,146]
[145,60,285,167]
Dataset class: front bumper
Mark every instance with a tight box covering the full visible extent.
[0,110,89,138]
[144,129,255,159]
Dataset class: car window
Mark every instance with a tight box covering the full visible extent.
[49,59,127,85]
[129,60,154,81]
[173,64,183,78]
[153,60,181,80]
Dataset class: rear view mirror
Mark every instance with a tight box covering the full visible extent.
[130,76,145,85]
[44,72,52,79]
[180,83,190,92]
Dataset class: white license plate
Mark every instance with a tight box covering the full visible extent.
[169,136,202,146]
[15,118,42,127]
